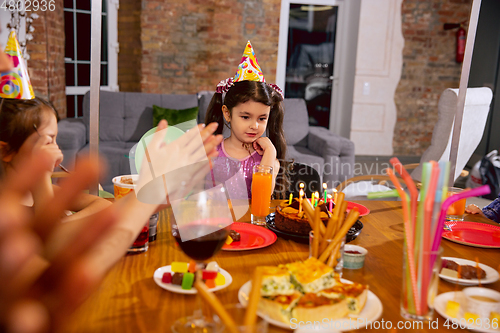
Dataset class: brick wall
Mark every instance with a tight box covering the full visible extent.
[118,0,141,92]
[27,0,66,118]
[139,0,281,94]
[393,0,472,155]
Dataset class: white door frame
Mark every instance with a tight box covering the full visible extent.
[276,0,347,132]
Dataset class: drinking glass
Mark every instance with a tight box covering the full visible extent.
[309,231,344,276]
[113,175,149,253]
[400,245,442,321]
[169,180,233,331]
[446,187,466,221]
[221,304,268,332]
[251,165,273,226]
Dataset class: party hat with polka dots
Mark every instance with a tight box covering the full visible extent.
[0,31,35,99]
[233,41,265,83]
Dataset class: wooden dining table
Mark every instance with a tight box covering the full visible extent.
[65,200,500,332]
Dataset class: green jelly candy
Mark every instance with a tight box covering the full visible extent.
[181,272,194,290]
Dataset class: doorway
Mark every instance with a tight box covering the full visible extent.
[276,0,359,134]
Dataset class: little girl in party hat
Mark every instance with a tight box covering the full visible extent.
[205,41,288,199]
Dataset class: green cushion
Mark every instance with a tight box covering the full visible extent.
[152,105,199,132]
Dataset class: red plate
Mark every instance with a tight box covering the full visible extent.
[443,221,500,248]
[346,201,370,216]
[222,222,277,251]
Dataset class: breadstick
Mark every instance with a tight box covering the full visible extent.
[302,197,326,235]
[335,201,348,234]
[320,215,338,253]
[243,267,264,330]
[194,279,238,333]
[320,200,348,253]
[333,191,345,219]
[319,208,359,262]
[327,242,341,267]
[312,206,321,258]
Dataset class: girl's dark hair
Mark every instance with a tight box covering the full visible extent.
[205,81,290,198]
[0,97,59,157]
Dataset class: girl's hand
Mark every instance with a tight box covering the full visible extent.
[466,204,483,215]
[34,135,63,170]
[253,137,276,158]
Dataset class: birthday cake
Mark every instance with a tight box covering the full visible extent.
[274,199,332,235]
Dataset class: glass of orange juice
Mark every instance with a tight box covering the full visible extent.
[251,165,273,226]
[446,187,466,221]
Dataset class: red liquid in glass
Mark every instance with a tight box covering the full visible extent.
[132,225,149,247]
[173,224,228,261]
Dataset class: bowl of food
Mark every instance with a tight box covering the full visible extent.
[343,244,368,269]
[462,287,500,319]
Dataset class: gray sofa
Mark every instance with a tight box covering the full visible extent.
[58,90,354,192]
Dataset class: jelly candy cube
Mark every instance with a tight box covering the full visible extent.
[445,300,460,318]
[202,270,218,280]
[205,279,216,289]
[214,272,225,286]
[188,260,197,273]
[162,272,172,284]
[182,272,195,290]
[171,262,188,273]
[206,261,219,272]
[172,273,183,285]
[225,236,233,245]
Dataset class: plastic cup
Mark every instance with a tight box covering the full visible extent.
[251,165,273,226]
[446,187,466,221]
[112,174,138,199]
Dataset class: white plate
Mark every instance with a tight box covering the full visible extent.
[238,279,383,330]
[153,265,232,294]
[440,257,499,286]
[435,291,500,333]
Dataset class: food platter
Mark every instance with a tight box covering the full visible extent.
[439,257,499,286]
[442,221,500,248]
[153,265,232,294]
[238,279,382,330]
[222,222,277,251]
[266,213,363,244]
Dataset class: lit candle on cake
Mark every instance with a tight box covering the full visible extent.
[327,194,333,212]
[323,183,327,201]
[333,188,338,204]
[314,191,319,207]
[299,189,304,213]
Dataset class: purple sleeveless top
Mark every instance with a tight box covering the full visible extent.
[208,140,262,199]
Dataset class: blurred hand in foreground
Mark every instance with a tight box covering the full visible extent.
[0,151,119,333]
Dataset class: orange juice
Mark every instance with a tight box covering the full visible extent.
[251,171,273,217]
[446,188,466,221]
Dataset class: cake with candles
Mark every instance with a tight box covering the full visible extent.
[274,199,332,235]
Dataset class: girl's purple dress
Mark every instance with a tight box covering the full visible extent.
[208,140,262,199]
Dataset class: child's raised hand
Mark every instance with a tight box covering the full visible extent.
[253,137,276,157]
[34,135,63,169]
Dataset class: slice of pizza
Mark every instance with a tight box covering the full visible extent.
[286,257,340,293]
[291,293,349,322]
[260,265,295,296]
[317,282,369,315]
[258,291,302,324]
